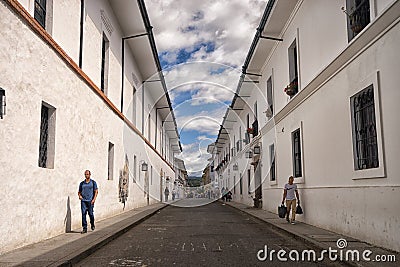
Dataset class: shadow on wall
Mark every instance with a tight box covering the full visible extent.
[64,196,71,233]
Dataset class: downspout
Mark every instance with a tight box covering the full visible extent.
[78,0,84,68]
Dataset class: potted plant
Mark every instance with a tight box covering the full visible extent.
[284,80,298,96]
[247,127,253,134]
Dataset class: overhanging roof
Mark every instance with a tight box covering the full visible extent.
[109,0,182,152]
[212,0,299,155]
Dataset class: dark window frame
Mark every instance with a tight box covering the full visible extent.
[34,0,46,28]
[239,174,243,195]
[270,144,276,181]
[351,85,379,170]
[38,105,49,168]
[101,33,109,93]
[346,0,371,41]
[247,169,251,194]
[292,128,302,178]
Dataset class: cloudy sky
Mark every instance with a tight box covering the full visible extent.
[146,0,267,177]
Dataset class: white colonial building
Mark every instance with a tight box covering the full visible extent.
[0,0,182,254]
[210,0,400,252]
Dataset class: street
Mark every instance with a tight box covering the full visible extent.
[77,200,342,266]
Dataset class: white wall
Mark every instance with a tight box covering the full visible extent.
[258,0,400,252]
[0,0,176,254]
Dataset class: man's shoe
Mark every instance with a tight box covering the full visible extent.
[286,217,290,223]
[81,229,87,234]
[291,221,296,225]
[91,225,95,231]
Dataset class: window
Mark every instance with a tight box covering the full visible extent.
[132,87,137,124]
[150,165,153,185]
[233,176,236,194]
[247,169,251,194]
[108,142,114,180]
[133,155,137,183]
[288,39,299,97]
[269,144,276,181]
[266,76,273,119]
[351,85,379,170]
[38,102,56,168]
[292,129,302,177]
[34,0,46,28]
[253,101,258,121]
[148,114,151,142]
[252,102,258,136]
[101,33,109,93]
[239,174,243,195]
[346,0,370,41]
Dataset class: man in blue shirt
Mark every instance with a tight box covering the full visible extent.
[78,170,98,234]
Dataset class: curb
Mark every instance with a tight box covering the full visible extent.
[223,202,357,267]
[54,204,168,267]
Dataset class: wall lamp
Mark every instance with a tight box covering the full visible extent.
[253,145,261,155]
[0,88,6,119]
[233,163,239,171]
[140,161,148,171]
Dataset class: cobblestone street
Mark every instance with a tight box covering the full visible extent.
[77,200,342,266]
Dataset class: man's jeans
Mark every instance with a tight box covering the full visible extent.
[81,201,94,230]
[286,199,297,221]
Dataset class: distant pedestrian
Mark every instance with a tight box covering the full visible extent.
[164,187,170,202]
[172,189,176,200]
[221,187,226,201]
[226,190,232,202]
[78,170,98,234]
[281,176,300,224]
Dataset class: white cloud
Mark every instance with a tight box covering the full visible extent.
[147,0,267,67]
[146,0,267,175]
[178,141,212,177]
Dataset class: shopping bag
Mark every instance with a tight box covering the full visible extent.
[296,204,303,214]
[278,204,287,218]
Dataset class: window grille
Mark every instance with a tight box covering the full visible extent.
[292,129,302,177]
[34,0,46,28]
[352,85,379,170]
[38,105,49,168]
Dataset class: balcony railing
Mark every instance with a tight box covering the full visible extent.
[348,0,370,36]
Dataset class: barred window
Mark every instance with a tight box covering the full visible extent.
[239,174,243,195]
[38,102,56,168]
[269,144,276,181]
[34,0,46,28]
[346,0,371,41]
[101,33,109,93]
[292,129,302,177]
[351,85,379,170]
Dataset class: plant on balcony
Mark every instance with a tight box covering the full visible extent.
[342,2,370,35]
[284,80,298,96]
[247,127,253,134]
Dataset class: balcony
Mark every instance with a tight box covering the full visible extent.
[347,0,370,40]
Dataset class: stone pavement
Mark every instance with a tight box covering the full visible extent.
[223,201,399,267]
[0,203,166,267]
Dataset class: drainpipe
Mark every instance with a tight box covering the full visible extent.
[78,0,84,68]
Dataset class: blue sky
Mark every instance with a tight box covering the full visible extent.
[147,0,267,176]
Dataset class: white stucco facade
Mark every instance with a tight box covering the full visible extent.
[211,0,400,252]
[0,0,181,254]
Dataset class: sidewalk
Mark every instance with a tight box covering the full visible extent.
[224,201,399,267]
[0,203,166,267]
